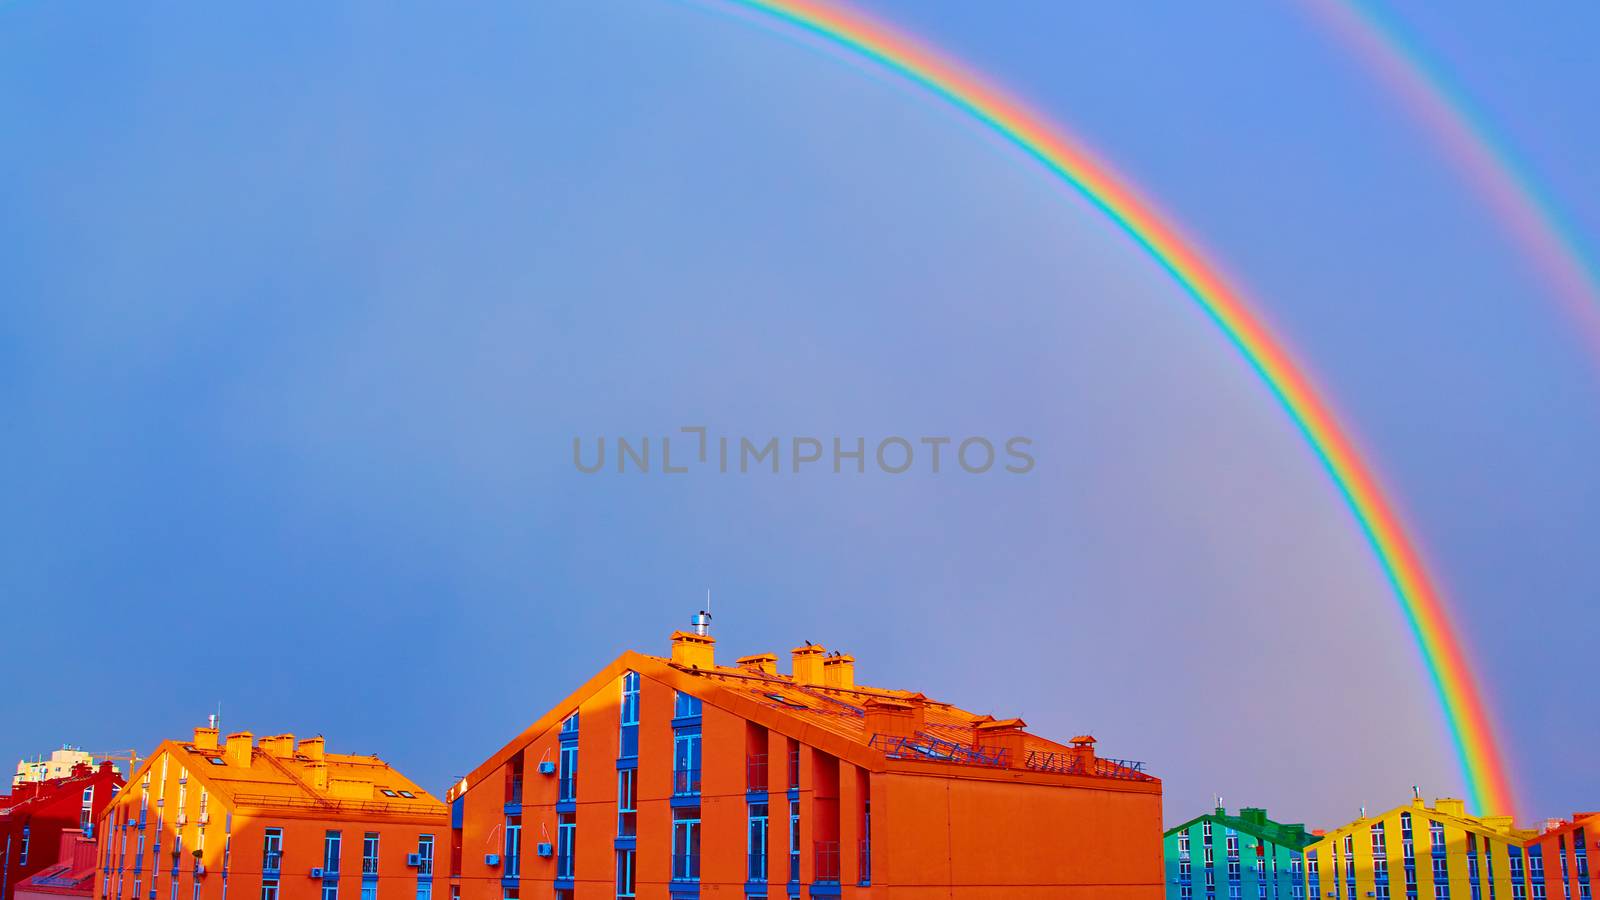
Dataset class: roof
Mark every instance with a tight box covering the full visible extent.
[1310,799,1537,846]
[452,647,1159,800]
[1166,808,1316,850]
[1533,810,1600,841]
[0,765,118,820]
[115,735,446,823]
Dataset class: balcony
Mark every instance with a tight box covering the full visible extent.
[673,768,702,797]
[557,776,577,804]
[747,851,768,883]
[746,755,769,793]
[814,841,841,884]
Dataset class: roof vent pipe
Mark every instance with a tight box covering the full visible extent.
[691,609,712,637]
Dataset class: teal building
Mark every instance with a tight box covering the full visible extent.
[1164,807,1317,900]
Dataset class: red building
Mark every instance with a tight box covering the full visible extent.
[0,761,123,900]
[13,830,98,900]
[1526,811,1599,900]
[445,615,1164,899]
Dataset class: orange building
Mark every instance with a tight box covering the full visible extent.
[1525,810,1598,900]
[97,726,448,900]
[445,616,1163,900]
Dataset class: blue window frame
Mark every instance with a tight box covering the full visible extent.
[748,803,769,882]
[617,769,637,838]
[615,848,636,899]
[325,831,342,874]
[620,673,640,759]
[556,813,576,880]
[674,691,702,720]
[559,744,579,803]
[788,800,800,883]
[503,820,521,878]
[673,730,702,796]
[672,808,701,882]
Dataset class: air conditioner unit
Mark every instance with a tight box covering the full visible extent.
[536,844,553,858]
[406,854,422,867]
[194,864,205,877]
[537,761,556,775]
[484,854,500,867]
[311,868,324,879]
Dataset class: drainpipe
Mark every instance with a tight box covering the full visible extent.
[3,832,12,900]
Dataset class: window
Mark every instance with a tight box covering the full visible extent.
[748,803,769,882]
[674,729,702,796]
[619,672,640,759]
[20,827,31,865]
[363,834,380,876]
[559,744,579,803]
[616,770,637,838]
[262,829,283,873]
[789,800,800,882]
[398,791,415,799]
[325,831,342,874]
[503,821,521,879]
[322,885,338,900]
[561,712,580,735]
[260,883,278,900]
[416,884,431,900]
[556,814,576,880]
[672,808,701,882]
[674,691,702,719]
[361,887,377,900]
[615,849,636,900]
[416,835,435,876]
[381,790,398,798]
[83,786,97,834]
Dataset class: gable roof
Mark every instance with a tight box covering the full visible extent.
[1165,808,1316,850]
[451,647,1158,800]
[113,737,445,823]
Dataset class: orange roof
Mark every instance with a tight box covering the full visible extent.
[116,735,446,823]
[454,648,1157,800]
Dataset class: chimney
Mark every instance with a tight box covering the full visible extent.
[300,736,325,762]
[670,630,716,669]
[224,732,254,767]
[974,718,1028,767]
[822,654,856,689]
[193,726,220,751]
[1068,734,1098,772]
[1434,798,1465,818]
[863,697,925,739]
[308,762,329,791]
[791,643,826,685]
[736,653,778,676]
[259,734,296,759]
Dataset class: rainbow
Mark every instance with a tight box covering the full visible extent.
[1303,0,1600,357]
[713,0,1518,815]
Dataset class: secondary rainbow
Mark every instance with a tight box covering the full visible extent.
[716,0,1517,814]
[1303,0,1600,358]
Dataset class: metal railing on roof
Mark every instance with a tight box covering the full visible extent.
[1023,750,1154,781]
[867,733,1009,768]
[231,794,445,817]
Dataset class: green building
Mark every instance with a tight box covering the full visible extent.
[1165,807,1317,900]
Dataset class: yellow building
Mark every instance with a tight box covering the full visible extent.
[13,748,117,787]
[1303,796,1537,900]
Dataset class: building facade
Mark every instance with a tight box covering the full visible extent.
[1300,797,1536,900]
[97,727,449,900]
[1164,807,1314,900]
[445,620,1164,900]
[1524,812,1598,900]
[0,761,124,900]
[15,752,117,790]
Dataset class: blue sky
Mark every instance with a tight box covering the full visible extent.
[1,1,1595,827]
